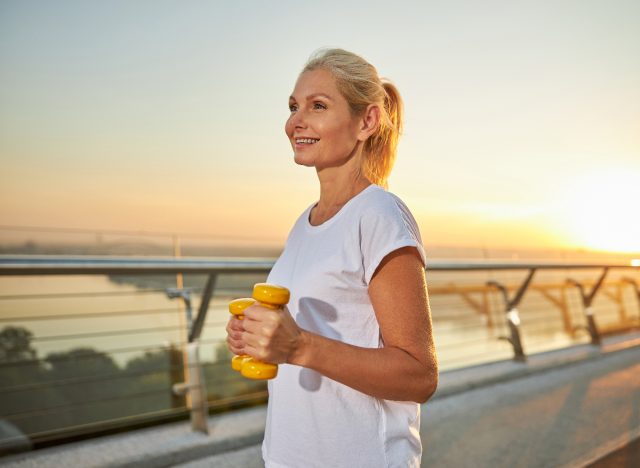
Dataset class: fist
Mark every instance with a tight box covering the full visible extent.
[240,303,302,364]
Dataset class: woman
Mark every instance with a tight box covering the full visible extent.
[227,48,438,467]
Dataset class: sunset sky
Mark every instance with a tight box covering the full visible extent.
[1,0,639,254]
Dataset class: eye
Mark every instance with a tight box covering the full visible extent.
[313,102,327,110]
[289,103,298,112]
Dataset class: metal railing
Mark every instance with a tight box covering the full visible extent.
[0,255,639,451]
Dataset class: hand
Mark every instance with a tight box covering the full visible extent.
[226,316,246,356]
[241,304,302,364]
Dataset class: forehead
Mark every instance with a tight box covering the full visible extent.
[291,68,341,99]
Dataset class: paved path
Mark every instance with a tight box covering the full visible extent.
[587,435,640,466]
[420,346,640,467]
[174,345,640,468]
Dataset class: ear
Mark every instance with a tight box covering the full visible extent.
[357,104,381,142]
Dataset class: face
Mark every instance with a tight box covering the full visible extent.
[285,68,364,170]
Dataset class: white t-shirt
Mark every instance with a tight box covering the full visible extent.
[263,184,427,468]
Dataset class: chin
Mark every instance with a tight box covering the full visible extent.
[293,153,315,167]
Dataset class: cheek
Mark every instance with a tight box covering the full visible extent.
[327,123,355,148]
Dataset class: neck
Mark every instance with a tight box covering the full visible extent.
[311,156,372,225]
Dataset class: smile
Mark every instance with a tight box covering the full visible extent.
[295,138,320,144]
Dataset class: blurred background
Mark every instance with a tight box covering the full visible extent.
[1,0,639,454]
[1,0,638,258]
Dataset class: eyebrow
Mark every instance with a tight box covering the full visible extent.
[289,93,334,102]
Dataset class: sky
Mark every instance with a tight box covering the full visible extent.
[1,0,639,254]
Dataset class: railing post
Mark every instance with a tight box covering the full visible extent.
[487,268,536,362]
[189,273,217,342]
[173,342,209,434]
[169,343,184,410]
[566,268,608,346]
[622,277,640,320]
[166,287,209,434]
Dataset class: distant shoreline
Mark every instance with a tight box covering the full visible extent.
[0,240,637,263]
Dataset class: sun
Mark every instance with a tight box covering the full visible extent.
[558,169,640,253]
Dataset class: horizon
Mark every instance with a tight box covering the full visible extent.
[1,224,638,263]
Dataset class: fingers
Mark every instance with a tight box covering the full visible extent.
[242,317,276,334]
[226,317,245,355]
[226,317,244,339]
[226,339,244,355]
[242,309,280,336]
[226,332,245,354]
[225,308,281,357]
[226,316,245,333]
[242,343,272,362]
[240,305,301,364]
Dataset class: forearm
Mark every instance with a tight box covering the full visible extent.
[289,330,438,403]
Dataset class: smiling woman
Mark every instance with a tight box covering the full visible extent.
[226,48,437,468]
[561,168,640,253]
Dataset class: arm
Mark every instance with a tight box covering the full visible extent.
[227,246,438,403]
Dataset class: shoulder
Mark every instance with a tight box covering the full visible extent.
[357,186,420,231]
[357,186,426,283]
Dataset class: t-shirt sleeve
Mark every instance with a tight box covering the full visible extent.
[360,196,427,285]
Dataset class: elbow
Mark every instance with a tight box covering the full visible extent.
[415,362,438,404]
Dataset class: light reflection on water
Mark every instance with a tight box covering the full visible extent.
[0,275,242,367]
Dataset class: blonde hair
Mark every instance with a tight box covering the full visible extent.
[302,48,403,188]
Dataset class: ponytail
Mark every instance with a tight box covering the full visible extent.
[362,81,403,188]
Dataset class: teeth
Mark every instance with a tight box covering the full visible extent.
[296,138,319,144]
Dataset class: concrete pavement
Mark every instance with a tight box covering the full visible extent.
[173,335,640,467]
[420,344,640,467]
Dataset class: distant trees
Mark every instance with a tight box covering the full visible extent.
[122,345,185,412]
[0,326,264,443]
[0,326,48,439]
[0,326,37,362]
[46,347,120,378]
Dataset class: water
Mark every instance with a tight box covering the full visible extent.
[0,274,252,367]
[2,266,636,371]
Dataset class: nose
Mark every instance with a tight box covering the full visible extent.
[286,108,307,134]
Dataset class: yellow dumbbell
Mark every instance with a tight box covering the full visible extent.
[228,283,290,380]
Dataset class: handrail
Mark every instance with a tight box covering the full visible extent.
[0,254,638,442]
[0,255,275,275]
[0,254,636,275]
